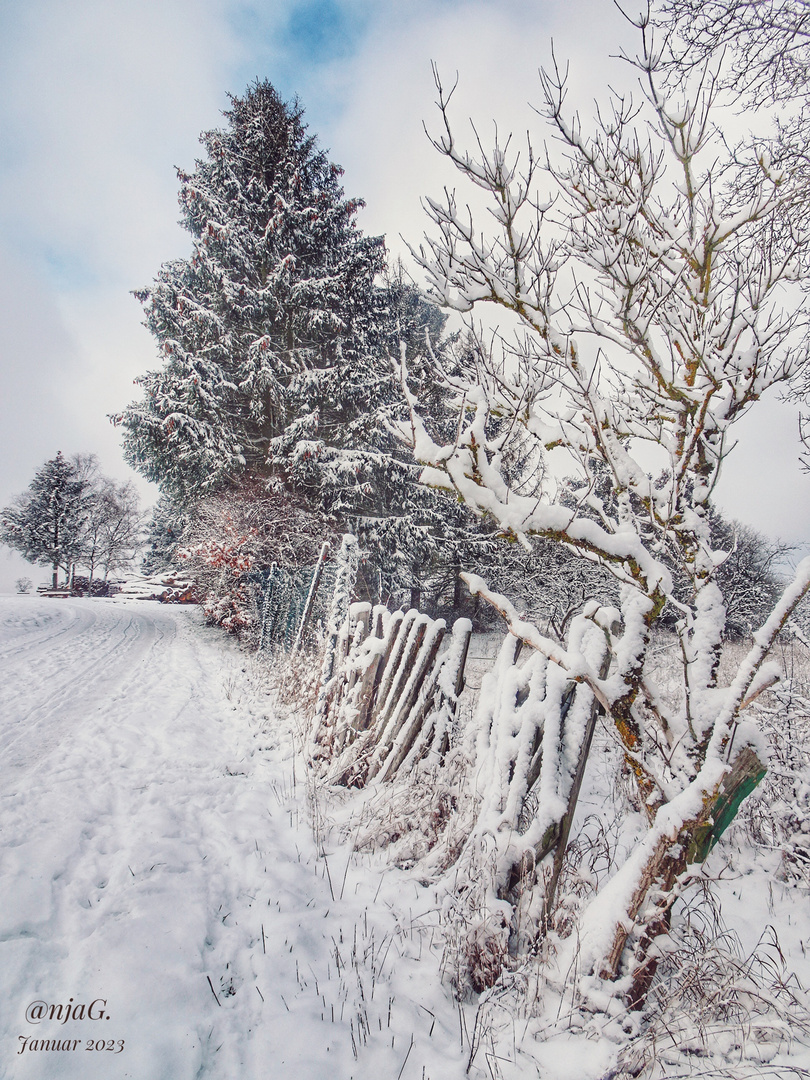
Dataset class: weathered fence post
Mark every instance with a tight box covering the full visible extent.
[293,541,330,653]
[311,535,360,755]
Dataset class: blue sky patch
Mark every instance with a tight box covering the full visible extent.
[227,1,371,131]
[285,0,365,64]
[37,244,99,293]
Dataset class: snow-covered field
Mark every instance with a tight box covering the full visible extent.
[0,596,471,1080]
[2,595,809,1080]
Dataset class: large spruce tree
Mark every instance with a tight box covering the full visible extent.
[117,80,484,607]
[116,82,479,609]
[116,80,388,505]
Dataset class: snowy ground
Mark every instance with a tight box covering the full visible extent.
[2,596,809,1080]
[0,597,475,1080]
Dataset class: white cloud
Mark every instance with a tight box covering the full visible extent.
[0,243,82,483]
[0,0,247,588]
[714,393,810,552]
[316,1,630,251]
[0,0,249,281]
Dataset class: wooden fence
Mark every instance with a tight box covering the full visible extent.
[310,601,473,787]
[306,563,621,965]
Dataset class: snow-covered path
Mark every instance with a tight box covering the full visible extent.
[0,597,468,1080]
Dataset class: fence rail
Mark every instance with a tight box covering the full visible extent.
[311,600,473,787]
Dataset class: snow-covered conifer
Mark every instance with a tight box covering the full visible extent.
[115,82,480,606]
[2,455,143,590]
[116,80,387,506]
[1,453,90,588]
[141,495,189,575]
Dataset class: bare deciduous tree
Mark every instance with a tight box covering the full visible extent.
[657,0,810,103]
[398,14,810,1002]
[655,0,810,465]
[82,478,143,588]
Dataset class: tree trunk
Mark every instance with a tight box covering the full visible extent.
[599,745,766,1008]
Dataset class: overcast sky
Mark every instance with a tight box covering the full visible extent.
[1,0,807,590]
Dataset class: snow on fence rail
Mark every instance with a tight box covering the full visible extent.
[310,601,473,788]
[270,533,624,987]
[260,534,620,973]
[304,561,625,989]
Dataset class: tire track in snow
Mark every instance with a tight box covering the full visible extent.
[0,598,254,1079]
[0,597,464,1080]
[0,601,170,776]
[0,601,86,662]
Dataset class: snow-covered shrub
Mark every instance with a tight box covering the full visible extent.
[177,480,333,644]
[203,592,252,633]
[349,746,477,871]
[437,834,511,997]
[14,577,32,594]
